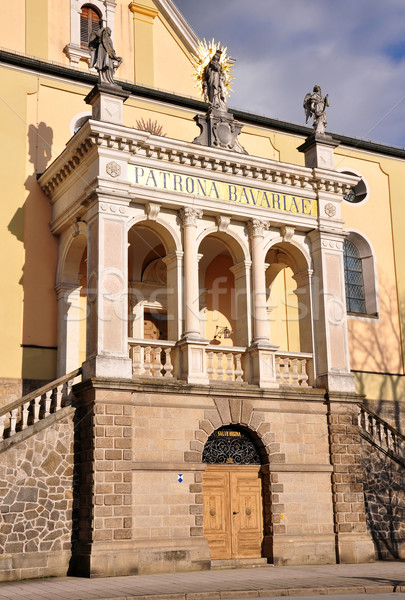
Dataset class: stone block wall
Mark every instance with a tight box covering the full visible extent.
[0,410,74,581]
[328,399,375,563]
[361,436,405,559]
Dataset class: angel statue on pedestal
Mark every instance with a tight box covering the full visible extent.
[89,26,122,86]
[303,85,329,135]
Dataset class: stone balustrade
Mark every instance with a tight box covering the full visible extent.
[275,352,311,387]
[129,339,176,379]
[0,368,81,442]
[358,404,405,466]
[206,345,245,383]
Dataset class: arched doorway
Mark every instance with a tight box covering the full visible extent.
[202,426,265,560]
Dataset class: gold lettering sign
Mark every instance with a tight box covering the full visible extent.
[128,164,317,216]
[217,431,241,437]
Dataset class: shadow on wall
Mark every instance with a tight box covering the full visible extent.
[361,437,405,560]
[349,276,405,434]
[7,121,58,396]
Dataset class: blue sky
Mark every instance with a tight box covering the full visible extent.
[174,0,405,148]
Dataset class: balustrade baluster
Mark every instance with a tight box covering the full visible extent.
[143,347,152,377]
[206,351,214,380]
[275,357,281,383]
[21,401,30,430]
[55,385,63,411]
[10,408,18,436]
[153,348,163,377]
[163,348,174,378]
[33,395,41,423]
[225,353,234,381]
[234,354,243,383]
[283,358,290,385]
[300,359,309,387]
[44,390,53,417]
[216,352,224,381]
[291,358,299,387]
[0,414,6,441]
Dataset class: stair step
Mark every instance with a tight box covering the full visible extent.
[211,557,270,569]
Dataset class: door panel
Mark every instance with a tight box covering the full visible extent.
[203,466,263,560]
[231,470,263,558]
[203,470,231,559]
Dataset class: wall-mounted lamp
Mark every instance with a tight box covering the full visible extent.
[214,326,232,340]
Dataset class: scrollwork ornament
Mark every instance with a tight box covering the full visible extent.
[202,428,261,465]
[324,202,337,217]
[179,207,203,227]
[106,161,121,178]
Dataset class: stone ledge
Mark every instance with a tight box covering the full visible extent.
[132,462,206,471]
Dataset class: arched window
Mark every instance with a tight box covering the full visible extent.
[343,233,378,317]
[80,5,101,48]
[344,240,366,314]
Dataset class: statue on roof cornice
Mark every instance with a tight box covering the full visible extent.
[89,26,122,86]
[192,39,233,112]
[303,85,329,135]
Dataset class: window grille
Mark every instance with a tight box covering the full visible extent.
[344,240,366,314]
[80,5,101,48]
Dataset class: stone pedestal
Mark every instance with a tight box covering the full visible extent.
[248,343,279,389]
[85,83,130,125]
[178,338,209,385]
[193,108,247,154]
[297,133,340,169]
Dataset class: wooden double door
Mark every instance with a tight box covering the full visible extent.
[203,465,264,559]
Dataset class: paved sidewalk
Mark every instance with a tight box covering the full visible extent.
[0,562,404,600]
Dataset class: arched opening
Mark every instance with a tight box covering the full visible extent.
[56,230,87,376]
[202,425,268,561]
[265,241,313,386]
[128,221,180,378]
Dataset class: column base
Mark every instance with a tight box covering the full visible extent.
[317,372,356,394]
[82,355,132,380]
[248,343,279,389]
[178,338,210,385]
[337,533,376,564]
[69,538,211,577]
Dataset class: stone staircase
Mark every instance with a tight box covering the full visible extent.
[358,402,405,468]
[0,368,81,451]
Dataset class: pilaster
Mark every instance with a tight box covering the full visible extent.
[309,229,355,393]
[82,198,132,380]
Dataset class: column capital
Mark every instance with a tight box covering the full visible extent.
[180,207,203,227]
[247,218,269,238]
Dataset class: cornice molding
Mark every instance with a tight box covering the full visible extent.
[39,120,359,200]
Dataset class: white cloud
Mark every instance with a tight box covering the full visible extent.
[174,0,405,146]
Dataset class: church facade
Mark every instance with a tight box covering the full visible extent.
[0,0,404,580]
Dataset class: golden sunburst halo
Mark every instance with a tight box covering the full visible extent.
[191,39,234,101]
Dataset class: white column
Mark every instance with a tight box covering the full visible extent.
[247,219,278,388]
[163,250,183,341]
[177,207,208,385]
[180,207,203,340]
[248,219,271,344]
[82,200,132,379]
[55,283,82,377]
[308,230,355,393]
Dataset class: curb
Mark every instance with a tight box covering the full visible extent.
[102,584,405,600]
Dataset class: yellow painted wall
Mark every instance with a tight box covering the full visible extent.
[1,0,25,53]
[268,267,300,352]
[204,255,235,347]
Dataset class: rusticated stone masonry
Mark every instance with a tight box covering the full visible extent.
[0,412,74,580]
[328,402,368,537]
[361,436,405,559]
